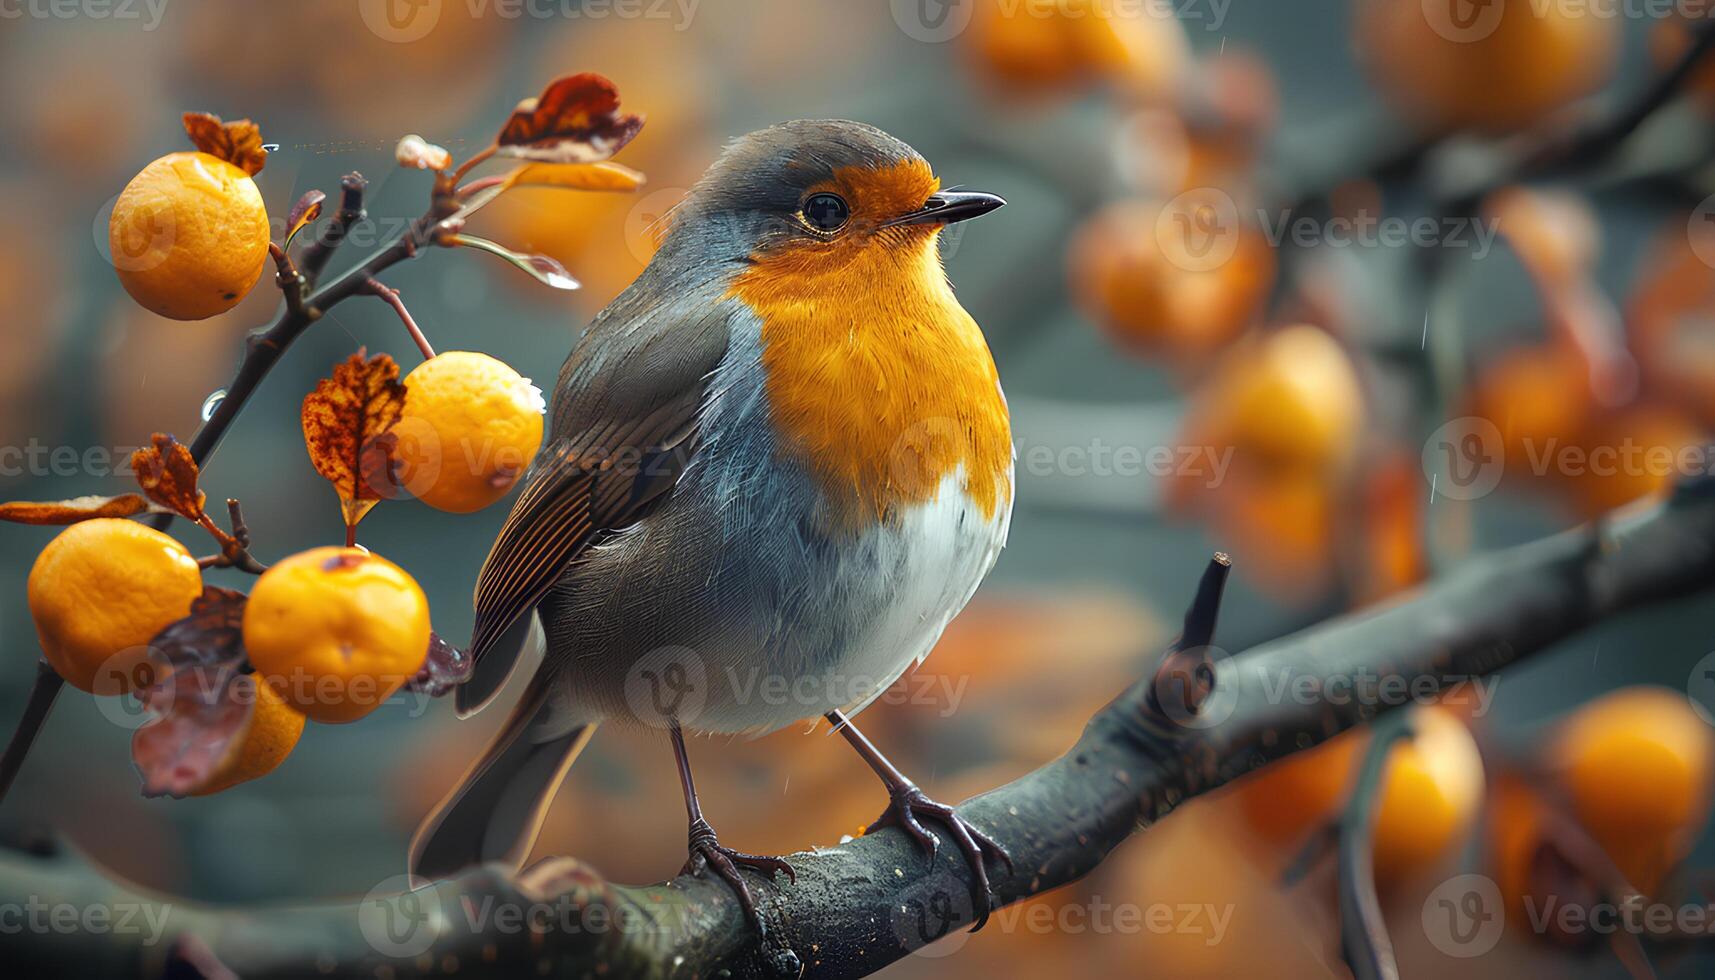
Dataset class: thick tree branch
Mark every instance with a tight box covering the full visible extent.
[2,484,1713,978]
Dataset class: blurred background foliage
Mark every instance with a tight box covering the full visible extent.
[4,0,1715,976]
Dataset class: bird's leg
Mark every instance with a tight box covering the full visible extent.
[825,709,1012,930]
[668,720,795,937]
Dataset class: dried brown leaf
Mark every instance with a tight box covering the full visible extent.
[151,587,248,672]
[0,493,163,525]
[132,665,253,799]
[496,73,643,164]
[182,111,268,176]
[131,434,207,522]
[301,350,407,531]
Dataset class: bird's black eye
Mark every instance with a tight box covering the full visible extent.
[801,192,850,232]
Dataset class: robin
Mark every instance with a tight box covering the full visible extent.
[410,119,1013,933]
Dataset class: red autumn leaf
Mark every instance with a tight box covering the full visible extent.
[131,434,207,521]
[283,189,326,251]
[301,350,408,531]
[132,665,253,799]
[0,493,163,525]
[182,111,268,176]
[151,587,248,672]
[495,73,643,164]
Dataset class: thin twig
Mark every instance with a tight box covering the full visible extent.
[456,174,508,198]
[191,500,267,575]
[299,173,367,287]
[266,242,307,319]
[1336,712,1415,980]
[450,143,497,184]
[363,277,436,360]
[0,662,63,806]
[1151,552,1231,719]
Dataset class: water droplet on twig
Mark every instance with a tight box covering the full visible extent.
[200,389,227,422]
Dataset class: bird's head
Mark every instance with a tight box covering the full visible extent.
[655,119,1004,275]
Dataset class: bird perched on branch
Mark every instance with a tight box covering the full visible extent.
[411,119,1013,933]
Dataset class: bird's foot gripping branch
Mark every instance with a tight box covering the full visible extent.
[0,73,647,804]
[3,480,1713,978]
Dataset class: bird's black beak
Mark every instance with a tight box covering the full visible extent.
[884,189,1006,228]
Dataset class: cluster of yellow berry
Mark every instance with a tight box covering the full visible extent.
[8,74,645,796]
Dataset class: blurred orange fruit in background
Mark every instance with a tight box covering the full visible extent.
[1168,325,1362,600]
[1189,324,1363,473]
[1545,686,1715,895]
[1355,0,1618,133]
[965,0,1190,101]
[1232,706,1485,884]
[1464,342,1703,516]
[1070,198,1275,365]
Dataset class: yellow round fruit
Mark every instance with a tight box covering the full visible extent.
[243,547,431,724]
[192,674,306,795]
[1198,324,1364,472]
[394,351,546,513]
[27,518,202,694]
[1233,706,1484,883]
[1069,199,1275,366]
[966,0,1189,100]
[1547,686,1715,894]
[1355,0,1617,134]
[109,151,270,320]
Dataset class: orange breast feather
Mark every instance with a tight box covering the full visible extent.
[729,217,1011,530]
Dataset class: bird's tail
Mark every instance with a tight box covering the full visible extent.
[409,676,595,880]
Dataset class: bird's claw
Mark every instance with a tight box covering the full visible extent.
[681,817,795,939]
[868,784,1012,931]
